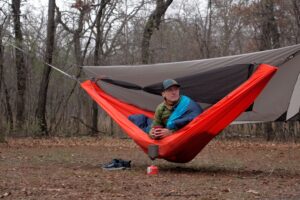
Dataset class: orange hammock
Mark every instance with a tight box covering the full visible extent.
[81,64,277,163]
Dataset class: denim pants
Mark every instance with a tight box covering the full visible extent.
[128,114,153,133]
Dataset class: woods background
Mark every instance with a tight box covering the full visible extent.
[0,0,299,141]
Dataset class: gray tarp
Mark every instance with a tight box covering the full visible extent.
[83,44,300,122]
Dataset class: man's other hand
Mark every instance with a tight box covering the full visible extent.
[149,128,172,140]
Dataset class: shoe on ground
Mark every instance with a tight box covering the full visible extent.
[102,159,131,171]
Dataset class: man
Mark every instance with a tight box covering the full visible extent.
[104,79,202,170]
[129,79,203,140]
[149,79,203,139]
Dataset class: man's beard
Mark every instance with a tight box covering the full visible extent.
[164,97,179,107]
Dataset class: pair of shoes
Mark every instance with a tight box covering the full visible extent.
[102,159,131,170]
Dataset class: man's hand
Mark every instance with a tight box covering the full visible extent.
[149,128,172,140]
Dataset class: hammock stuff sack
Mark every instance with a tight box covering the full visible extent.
[81,63,277,163]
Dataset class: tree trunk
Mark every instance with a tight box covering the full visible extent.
[0,32,8,143]
[205,0,213,58]
[91,1,109,135]
[292,0,300,44]
[36,0,56,136]
[3,81,14,131]
[73,28,85,135]
[12,0,27,129]
[91,6,103,136]
[0,34,3,93]
[258,0,280,50]
[0,31,13,131]
[91,102,99,135]
[141,0,173,64]
[194,0,213,59]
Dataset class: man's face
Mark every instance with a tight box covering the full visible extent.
[162,86,180,102]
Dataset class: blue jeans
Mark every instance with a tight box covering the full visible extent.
[128,114,153,133]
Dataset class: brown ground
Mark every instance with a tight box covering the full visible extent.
[0,137,300,200]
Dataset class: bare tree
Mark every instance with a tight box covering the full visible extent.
[35,0,57,135]
[91,0,110,135]
[0,30,3,99]
[193,0,214,58]
[54,2,92,134]
[0,4,9,93]
[91,0,144,134]
[257,0,280,50]
[56,9,86,66]
[292,0,300,42]
[141,0,173,64]
[0,6,13,140]
[214,0,245,56]
[12,0,27,129]
[0,30,13,133]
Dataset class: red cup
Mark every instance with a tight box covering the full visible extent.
[147,165,159,175]
[153,125,163,129]
[154,126,162,137]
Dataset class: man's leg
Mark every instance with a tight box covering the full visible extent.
[128,114,152,133]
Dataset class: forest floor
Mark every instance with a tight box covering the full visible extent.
[0,137,300,200]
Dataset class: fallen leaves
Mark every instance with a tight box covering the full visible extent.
[0,137,299,200]
[0,192,11,198]
[246,189,260,195]
[222,188,231,193]
[21,188,32,196]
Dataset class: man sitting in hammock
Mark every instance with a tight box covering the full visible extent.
[129,79,203,140]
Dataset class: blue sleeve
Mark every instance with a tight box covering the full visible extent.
[172,99,203,129]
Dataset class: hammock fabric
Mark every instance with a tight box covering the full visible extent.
[81,64,277,163]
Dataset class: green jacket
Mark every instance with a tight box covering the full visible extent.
[150,98,181,132]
